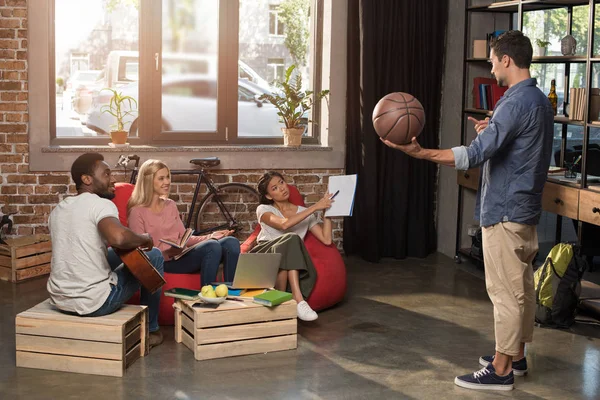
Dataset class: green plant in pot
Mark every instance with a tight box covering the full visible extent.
[258,65,329,147]
[100,88,137,145]
[535,39,551,56]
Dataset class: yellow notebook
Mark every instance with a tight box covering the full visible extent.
[238,289,267,298]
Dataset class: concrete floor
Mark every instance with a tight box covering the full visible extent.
[1,253,599,400]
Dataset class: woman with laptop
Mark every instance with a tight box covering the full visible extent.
[253,171,334,321]
[127,160,240,286]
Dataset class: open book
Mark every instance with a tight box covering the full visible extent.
[172,239,203,260]
[159,228,193,249]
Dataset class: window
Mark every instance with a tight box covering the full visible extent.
[51,0,323,145]
[239,0,321,142]
[267,58,286,82]
[269,4,285,36]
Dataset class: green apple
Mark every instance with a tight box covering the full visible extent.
[215,284,228,297]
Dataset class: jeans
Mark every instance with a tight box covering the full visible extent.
[85,247,164,333]
[165,237,240,286]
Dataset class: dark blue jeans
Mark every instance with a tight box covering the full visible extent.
[165,237,240,286]
[85,248,164,332]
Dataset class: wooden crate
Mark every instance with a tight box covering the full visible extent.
[174,298,297,361]
[0,234,52,283]
[16,299,148,377]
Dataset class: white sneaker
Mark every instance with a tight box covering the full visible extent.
[297,300,318,321]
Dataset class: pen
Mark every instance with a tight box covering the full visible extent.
[331,190,340,199]
[226,297,246,302]
[573,155,582,165]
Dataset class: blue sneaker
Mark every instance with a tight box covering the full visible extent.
[454,364,514,391]
[479,355,528,376]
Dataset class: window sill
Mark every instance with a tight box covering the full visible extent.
[41,144,333,153]
[32,144,342,171]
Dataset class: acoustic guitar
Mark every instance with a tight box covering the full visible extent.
[114,248,166,293]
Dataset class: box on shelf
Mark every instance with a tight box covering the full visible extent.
[473,40,487,58]
[0,234,52,283]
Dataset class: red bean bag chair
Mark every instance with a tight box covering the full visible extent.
[112,182,202,326]
[240,185,346,311]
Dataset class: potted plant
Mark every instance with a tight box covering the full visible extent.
[535,39,551,56]
[100,88,137,145]
[259,65,329,147]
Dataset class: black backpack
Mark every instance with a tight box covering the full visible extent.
[534,243,587,328]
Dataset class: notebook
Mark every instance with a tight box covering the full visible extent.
[253,290,293,307]
[163,288,201,300]
[324,174,358,217]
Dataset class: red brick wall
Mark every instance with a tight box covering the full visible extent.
[0,1,345,249]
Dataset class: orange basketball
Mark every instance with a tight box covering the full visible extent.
[372,92,426,145]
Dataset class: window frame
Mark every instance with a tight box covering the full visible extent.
[48,0,324,146]
[269,4,285,37]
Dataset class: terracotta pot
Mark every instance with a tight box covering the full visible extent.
[281,127,304,147]
[110,130,128,145]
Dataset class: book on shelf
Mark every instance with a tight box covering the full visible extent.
[159,228,194,249]
[252,290,293,307]
[472,77,507,111]
[568,88,586,121]
[548,166,566,174]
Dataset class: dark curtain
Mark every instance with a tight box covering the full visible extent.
[344,0,448,262]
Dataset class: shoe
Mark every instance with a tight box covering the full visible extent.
[479,355,528,376]
[148,330,164,349]
[454,364,514,391]
[297,301,318,321]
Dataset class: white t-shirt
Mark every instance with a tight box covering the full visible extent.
[47,193,120,315]
[256,204,319,243]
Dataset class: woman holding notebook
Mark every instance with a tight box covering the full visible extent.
[128,160,240,286]
[253,171,334,321]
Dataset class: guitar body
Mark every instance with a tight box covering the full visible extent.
[115,248,166,293]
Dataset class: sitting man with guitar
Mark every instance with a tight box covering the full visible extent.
[47,153,165,349]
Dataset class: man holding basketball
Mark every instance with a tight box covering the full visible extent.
[382,31,553,391]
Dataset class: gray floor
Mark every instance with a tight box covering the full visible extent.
[1,253,599,400]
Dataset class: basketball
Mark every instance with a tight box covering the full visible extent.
[372,92,426,145]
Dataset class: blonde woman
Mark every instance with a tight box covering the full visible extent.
[127,160,240,286]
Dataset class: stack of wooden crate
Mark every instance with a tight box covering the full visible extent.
[0,234,52,283]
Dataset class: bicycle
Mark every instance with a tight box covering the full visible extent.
[115,154,260,236]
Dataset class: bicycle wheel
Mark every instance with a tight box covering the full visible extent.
[195,183,260,238]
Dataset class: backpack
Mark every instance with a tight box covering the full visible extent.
[534,243,587,328]
[470,228,483,259]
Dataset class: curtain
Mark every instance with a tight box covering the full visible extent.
[344,0,449,262]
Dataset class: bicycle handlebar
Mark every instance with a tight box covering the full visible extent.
[116,154,140,169]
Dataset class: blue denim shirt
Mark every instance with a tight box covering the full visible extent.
[452,78,554,227]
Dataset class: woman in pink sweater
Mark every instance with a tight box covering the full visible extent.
[127,160,240,286]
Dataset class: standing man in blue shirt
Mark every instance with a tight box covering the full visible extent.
[382,31,553,391]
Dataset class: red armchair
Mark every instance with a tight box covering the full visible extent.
[112,182,201,325]
[240,185,346,311]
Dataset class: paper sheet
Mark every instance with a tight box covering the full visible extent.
[324,174,358,217]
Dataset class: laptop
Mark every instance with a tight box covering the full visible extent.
[214,253,282,289]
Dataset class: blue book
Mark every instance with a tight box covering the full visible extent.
[211,285,243,296]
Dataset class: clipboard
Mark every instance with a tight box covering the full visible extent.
[324,174,358,217]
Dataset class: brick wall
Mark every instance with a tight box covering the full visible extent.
[0,1,345,249]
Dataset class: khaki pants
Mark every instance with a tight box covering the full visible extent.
[482,222,538,356]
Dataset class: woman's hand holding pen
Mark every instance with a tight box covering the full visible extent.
[314,191,336,211]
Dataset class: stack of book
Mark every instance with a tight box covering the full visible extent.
[473,77,508,111]
[569,88,586,121]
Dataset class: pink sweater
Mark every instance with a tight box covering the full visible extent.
[128,199,206,260]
